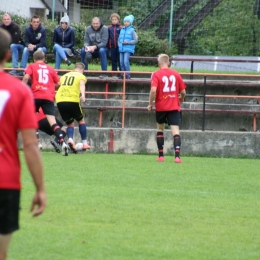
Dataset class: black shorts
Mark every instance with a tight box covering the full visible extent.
[57,102,84,125]
[0,189,20,234]
[38,118,64,136]
[156,110,181,126]
[35,99,55,116]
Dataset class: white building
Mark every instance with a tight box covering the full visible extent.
[0,0,82,22]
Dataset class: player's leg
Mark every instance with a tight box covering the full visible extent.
[66,122,78,153]
[168,111,182,163]
[42,101,68,156]
[0,234,12,260]
[75,104,90,150]
[0,189,20,260]
[155,111,167,162]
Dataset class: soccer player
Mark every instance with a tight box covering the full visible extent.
[36,108,67,153]
[0,28,46,260]
[22,50,69,156]
[147,54,186,163]
[56,62,91,153]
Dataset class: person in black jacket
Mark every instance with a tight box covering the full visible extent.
[53,15,75,69]
[20,16,47,73]
[0,13,24,76]
[107,13,123,76]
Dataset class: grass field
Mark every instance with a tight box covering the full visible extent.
[9,152,260,260]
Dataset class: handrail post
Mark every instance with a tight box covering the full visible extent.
[190,61,194,79]
[202,75,207,131]
[122,72,126,128]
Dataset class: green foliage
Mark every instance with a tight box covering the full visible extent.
[135,29,178,63]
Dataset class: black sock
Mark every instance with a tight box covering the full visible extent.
[51,124,64,144]
[173,134,181,158]
[157,131,164,157]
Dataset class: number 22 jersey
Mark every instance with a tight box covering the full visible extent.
[151,68,186,111]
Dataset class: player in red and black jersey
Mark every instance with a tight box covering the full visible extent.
[148,54,186,163]
[0,28,46,260]
[23,50,69,156]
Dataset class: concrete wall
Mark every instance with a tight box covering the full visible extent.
[28,128,260,158]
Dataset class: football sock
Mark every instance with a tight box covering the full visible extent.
[66,126,74,139]
[51,124,64,144]
[173,134,181,158]
[79,122,87,140]
[157,131,164,157]
[62,130,67,139]
[36,130,39,140]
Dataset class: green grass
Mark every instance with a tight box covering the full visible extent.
[8,152,260,260]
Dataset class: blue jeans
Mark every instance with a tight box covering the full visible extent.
[10,44,24,69]
[20,46,47,68]
[53,44,68,69]
[120,52,131,77]
[80,47,108,71]
[109,47,121,71]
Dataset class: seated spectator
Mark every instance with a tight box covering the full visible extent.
[80,17,108,78]
[20,15,47,73]
[53,15,75,69]
[0,13,24,76]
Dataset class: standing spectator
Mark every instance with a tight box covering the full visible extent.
[56,62,91,153]
[118,14,138,80]
[53,15,75,69]
[20,16,47,73]
[107,13,123,76]
[80,17,109,78]
[0,28,46,260]
[22,50,69,156]
[0,13,24,76]
[147,54,186,163]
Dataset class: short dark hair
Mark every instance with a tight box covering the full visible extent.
[0,28,11,62]
[33,50,45,61]
[31,15,40,22]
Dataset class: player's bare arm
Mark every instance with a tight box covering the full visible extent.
[147,86,156,110]
[21,128,46,217]
[22,74,30,84]
[179,89,186,103]
[80,79,86,102]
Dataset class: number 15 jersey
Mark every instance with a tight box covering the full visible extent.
[151,68,186,112]
[56,71,87,103]
[25,61,60,101]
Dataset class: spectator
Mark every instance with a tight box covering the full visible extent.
[22,50,69,156]
[53,15,75,70]
[0,28,46,260]
[0,13,24,76]
[80,17,109,78]
[118,14,138,80]
[107,13,123,76]
[56,62,91,153]
[20,15,47,73]
[147,54,186,163]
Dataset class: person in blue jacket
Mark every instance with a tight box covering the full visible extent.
[20,16,47,72]
[118,14,138,79]
[53,15,75,69]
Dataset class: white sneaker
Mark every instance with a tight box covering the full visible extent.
[62,142,68,156]
[38,143,43,150]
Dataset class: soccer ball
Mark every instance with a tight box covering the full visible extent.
[76,142,84,151]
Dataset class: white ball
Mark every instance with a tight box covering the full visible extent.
[76,142,84,151]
